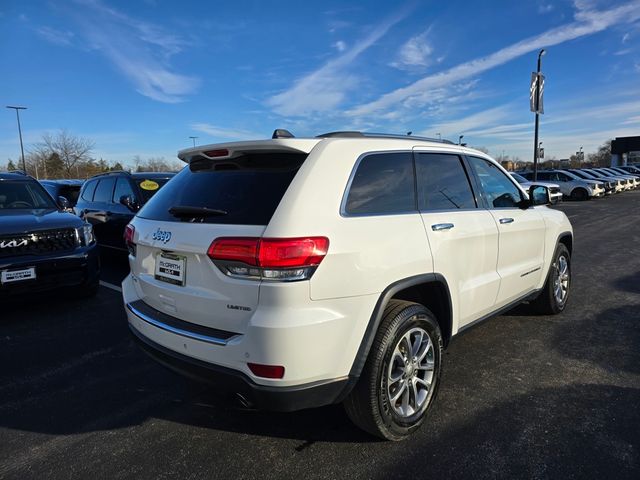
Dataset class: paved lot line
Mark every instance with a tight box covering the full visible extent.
[99,280,122,293]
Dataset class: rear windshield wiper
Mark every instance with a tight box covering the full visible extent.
[168,206,228,218]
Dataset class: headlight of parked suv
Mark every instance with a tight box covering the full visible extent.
[77,223,95,246]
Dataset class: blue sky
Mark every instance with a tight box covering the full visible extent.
[1,0,639,166]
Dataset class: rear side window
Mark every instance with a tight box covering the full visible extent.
[93,178,116,203]
[81,180,98,201]
[344,152,415,215]
[415,153,476,210]
[137,153,306,225]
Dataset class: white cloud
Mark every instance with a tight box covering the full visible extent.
[538,3,554,14]
[391,31,434,70]
[190,123,265,141]
[266,7,411,116]
[64,0,200,103]
[622,32,631,43]
[420,105,514,138]
[36,26,75,46]
[333,40,347,52]
[349,1,640,117]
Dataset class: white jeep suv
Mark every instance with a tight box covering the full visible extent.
[122,132,573,440]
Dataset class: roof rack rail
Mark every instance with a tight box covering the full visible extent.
[90,170,131,178]
[316,131,456,144]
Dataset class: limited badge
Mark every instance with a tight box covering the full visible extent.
[140,180,159,191]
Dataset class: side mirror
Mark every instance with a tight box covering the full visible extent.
[529,185,551,206]
[58,196,70,210]
[119,195,139,212]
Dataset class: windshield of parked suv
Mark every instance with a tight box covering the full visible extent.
[0,181,58,210]
[135,178,171,203]
[137,153,306,225]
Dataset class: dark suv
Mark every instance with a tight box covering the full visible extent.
[0,172,99,297]
[74,171,174,251]
[40,179,84,210]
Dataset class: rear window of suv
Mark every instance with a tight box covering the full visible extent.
[137,153,306,225]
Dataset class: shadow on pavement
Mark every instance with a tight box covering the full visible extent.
[552,303,640,375]
[376,384,640,479]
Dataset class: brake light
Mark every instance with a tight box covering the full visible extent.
[124,224,136,256]
[208,238,259,265]
[207,237,329,281]
[202,149,229,158]
[248,363,285,379]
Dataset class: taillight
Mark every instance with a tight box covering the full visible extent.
[124,224,136,256]
[207,236,329,281]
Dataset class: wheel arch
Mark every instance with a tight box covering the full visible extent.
[558,231,573,255]
[338,274,453,402]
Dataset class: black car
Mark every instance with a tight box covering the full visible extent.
[0,172,99,297]
[74,171,175,251]
[40,179,84,210]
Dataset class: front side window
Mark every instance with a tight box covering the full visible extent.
[113,178,135,203]
[415,153,476,210]
[344,152,415,215]
[93,178,116,203]
[468,157,523,208]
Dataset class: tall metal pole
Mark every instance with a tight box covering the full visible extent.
[189,136,198,147]
[6,106,27,173]
[532,50,545,181]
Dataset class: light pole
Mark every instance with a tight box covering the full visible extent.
[189,136,198,147]
[436,132,441,141]
[6,105,27,173]
[458,135,464,145]
[532,49,546,181]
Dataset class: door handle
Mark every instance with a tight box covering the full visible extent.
[431,223,454,231]
[499,217,514,224]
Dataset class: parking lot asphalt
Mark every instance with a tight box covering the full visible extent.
[1,193,639,480]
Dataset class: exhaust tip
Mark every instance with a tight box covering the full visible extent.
[234,392,255,410]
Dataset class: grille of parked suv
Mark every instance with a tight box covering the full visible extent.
[0,228,79,258]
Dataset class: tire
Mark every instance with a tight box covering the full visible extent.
[571,188,589,201]
[530,244,571,315]
[344,300,443,441]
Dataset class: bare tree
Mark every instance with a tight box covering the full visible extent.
[135,156,183,172]
[587,140,612,167]
[39,130,95,177]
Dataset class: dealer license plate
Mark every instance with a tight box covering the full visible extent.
[154,253,186,286]
[1,267,36,284]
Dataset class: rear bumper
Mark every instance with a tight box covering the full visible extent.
[129,324,350,412]
[0,243,99,296]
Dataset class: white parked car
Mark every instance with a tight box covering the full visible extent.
[567,169,618,195]
[584,168,633,191]
[617,165,640,176]
[122,131,573,440]
[510,172,562,204]
[523,170,605,200]
[598,168,639,189]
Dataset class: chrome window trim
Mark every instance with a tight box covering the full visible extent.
[339,150,417,218]
[340,148,483,218]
